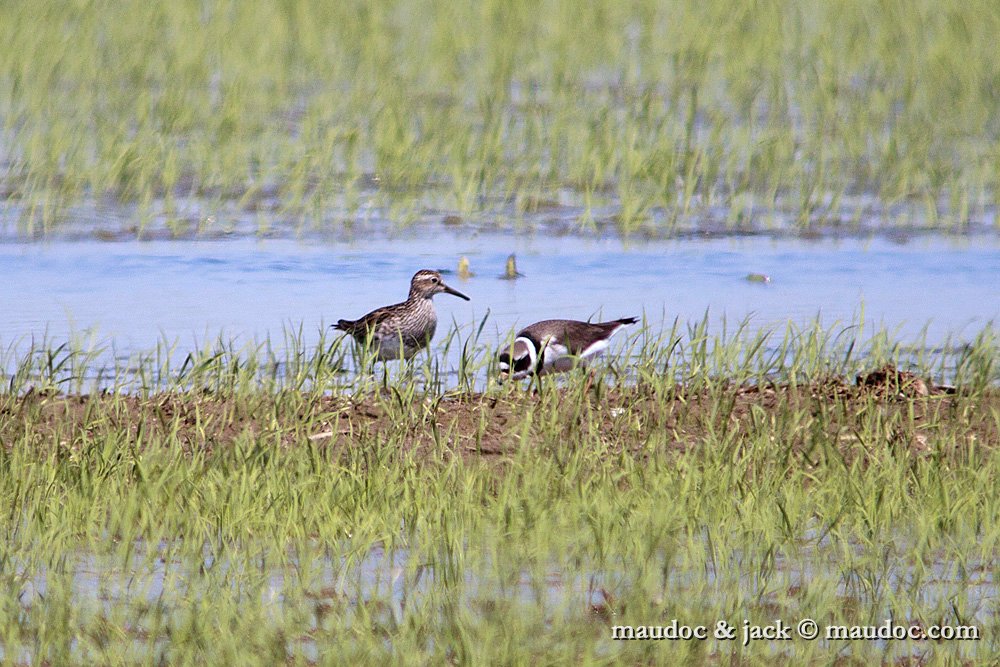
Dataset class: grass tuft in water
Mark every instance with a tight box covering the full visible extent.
[2,1,999,236]
[0,321,997,662]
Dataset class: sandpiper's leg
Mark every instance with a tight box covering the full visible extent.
[419,348,435,391]
[405,357,419,388]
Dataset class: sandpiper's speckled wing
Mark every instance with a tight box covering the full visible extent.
[335,302,402,339]
[375,305,437,348]
[336,299,437,356]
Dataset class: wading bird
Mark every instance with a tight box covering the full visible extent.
[334,269,470,361]
[498,317,638,380]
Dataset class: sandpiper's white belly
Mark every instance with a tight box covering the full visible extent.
[372,317,436,361]
[373,335,405,361]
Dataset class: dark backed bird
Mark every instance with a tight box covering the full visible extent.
[497,317,639,380]
[334,269,470,361]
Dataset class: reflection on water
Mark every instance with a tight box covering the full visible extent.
[0,233,997,383]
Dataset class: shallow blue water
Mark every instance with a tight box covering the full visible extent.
[1,233,997,660]
[1,233,997,379]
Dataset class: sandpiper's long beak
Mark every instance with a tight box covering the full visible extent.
[442,283,470,301]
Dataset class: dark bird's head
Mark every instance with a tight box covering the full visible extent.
[409,269,470,301]
[498,337,536,381]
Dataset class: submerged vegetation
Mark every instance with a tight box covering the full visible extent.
[1,0,999,660]
[0,321,997,663]
[2,0,1000,236]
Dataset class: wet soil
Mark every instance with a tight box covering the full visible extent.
[2,368,996,468]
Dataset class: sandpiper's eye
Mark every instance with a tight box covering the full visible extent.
[431,277,439,284]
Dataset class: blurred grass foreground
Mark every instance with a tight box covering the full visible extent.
[1,0,999,234]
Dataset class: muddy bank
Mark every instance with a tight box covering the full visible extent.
[2,368,995,467]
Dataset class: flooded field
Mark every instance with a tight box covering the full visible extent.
[4,1,1000,234]
[3,0,1000,662]
[2,232,997,389]
[2,364,998,663]
[2,225,997,663]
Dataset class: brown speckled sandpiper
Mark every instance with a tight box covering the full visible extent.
[334,269,470,361]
